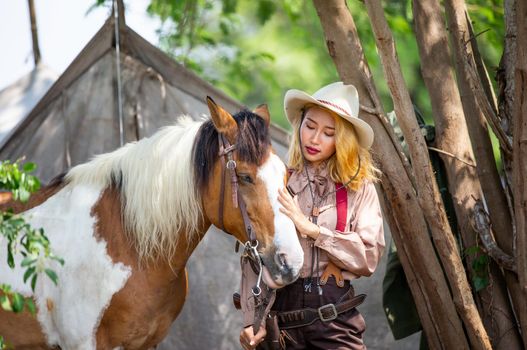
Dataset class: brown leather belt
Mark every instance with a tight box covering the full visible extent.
[275,293,366,329]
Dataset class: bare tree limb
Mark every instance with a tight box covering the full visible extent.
[412,0,522,343]
[427,147,476,167]
[444,0,514,260]
[513,0,527,339]
[466,19,499,119]
[364,0,491,348]
[463,51,513,155]
[442,6,527,344]
[473,200,517,273]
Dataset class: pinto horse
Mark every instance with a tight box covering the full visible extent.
[0,98,303,349]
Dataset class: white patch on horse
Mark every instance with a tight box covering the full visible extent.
[0,184,131,349]
[257,153,303,274]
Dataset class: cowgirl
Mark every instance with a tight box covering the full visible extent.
[240,82,385,350]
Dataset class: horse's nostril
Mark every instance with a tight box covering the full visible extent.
[276,253,288,268]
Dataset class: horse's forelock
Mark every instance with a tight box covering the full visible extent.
[234,110,271,165]
[192,109,271,191]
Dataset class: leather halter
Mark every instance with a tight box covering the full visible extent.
[217,133,257,245]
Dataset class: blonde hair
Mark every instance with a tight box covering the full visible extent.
[287,105,380,191]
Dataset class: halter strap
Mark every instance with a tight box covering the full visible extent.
[217,133,256,244]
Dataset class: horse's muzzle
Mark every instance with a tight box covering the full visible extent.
[261,252,302,289]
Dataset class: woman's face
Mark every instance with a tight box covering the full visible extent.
[300,106,336,168]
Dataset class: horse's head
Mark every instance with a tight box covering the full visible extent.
[194,97,303,288]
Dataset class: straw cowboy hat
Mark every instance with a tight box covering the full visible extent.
[284,82,374,149]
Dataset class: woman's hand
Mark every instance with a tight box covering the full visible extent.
[240,325,266,350]
[278,188,320,240]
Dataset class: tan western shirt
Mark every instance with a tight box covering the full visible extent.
[240,164,385,327]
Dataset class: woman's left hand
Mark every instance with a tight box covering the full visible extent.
[278,188,320,239]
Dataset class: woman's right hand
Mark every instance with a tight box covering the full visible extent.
[240,325,266,350]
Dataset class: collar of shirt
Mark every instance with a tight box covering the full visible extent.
[287,162,331,197]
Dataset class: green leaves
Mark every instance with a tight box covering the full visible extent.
[0,160,40,203]
[45,269,59,286]
[465,246,490,292]
[256,0,276,24]
[0,284,38,316]
[11,293,24,313]
[1,158,64,321]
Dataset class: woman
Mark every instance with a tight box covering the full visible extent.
[240,82,385,350]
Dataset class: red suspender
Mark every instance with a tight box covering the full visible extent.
[287,170,348,231]
[335,183,348,231]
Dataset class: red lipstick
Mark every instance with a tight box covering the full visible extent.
[305,146,320,155]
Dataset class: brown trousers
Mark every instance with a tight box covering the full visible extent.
[266,278,366,350]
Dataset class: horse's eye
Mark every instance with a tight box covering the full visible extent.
[238,174,253,184]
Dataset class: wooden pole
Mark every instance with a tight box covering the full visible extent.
[27,0,41,66]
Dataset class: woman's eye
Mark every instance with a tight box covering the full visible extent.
[306,124,315,130]
[239,174,253,184]
[325,133,335,137]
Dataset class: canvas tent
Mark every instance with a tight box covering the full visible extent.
[0,6,409,350]
[0,63,57,145]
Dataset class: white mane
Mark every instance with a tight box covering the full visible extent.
[65,116,204,262]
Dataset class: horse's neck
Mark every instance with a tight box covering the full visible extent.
[167,220,211,271]
[92,185,212,273]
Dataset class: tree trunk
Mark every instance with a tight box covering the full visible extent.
[411,0,522,348]
[363,1,491,348]
[497,0,517,219]
[513,0,527,346]
[443,2,527,344]
[312,1,469,348]
[377,185,441,350]
[443,0,513,262]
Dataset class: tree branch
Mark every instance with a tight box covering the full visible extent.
[365,0,490,347]
[473,199,517,273]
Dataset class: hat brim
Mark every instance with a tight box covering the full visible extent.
[284,89,374,149]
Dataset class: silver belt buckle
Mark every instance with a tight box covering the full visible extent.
[318,303,338,322]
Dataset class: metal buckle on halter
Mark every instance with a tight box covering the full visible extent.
[318,303,338,322]
[226,159,237,170]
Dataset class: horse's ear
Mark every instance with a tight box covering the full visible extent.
[207,96,238,142]
[253,104,271,127]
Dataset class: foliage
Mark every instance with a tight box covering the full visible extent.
[465,246,490,292]
[0,161,40,203]
[92,0,503,132]
[0,160,64,349]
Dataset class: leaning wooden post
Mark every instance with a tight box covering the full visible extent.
[363,1,491,348]
[313,0,468,348]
